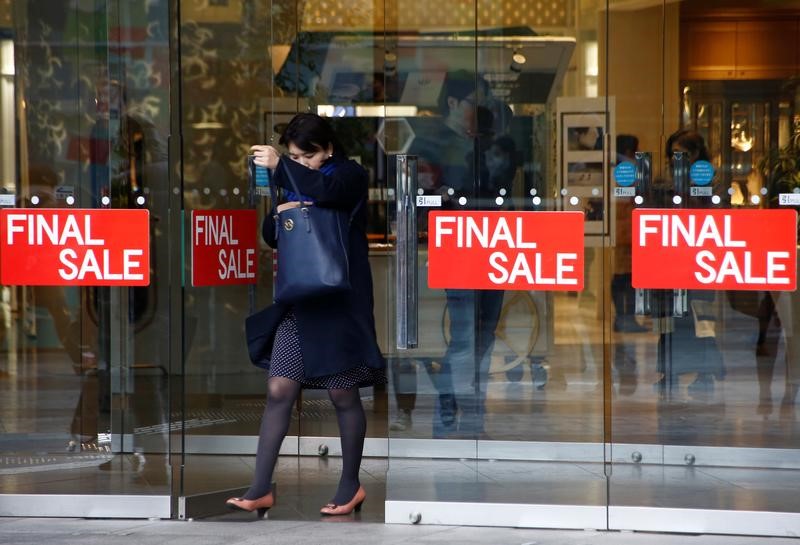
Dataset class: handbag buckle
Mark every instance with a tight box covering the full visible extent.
[283,218,294,231]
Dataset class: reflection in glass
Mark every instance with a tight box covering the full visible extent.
[0,0,172,500]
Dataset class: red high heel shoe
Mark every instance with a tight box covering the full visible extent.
[225,491,275,518]
[320,486,366,516]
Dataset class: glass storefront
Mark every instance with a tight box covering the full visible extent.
[0,0,173,516]
[1,0,799,536]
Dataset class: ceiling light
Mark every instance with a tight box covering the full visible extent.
[510,51,526,73]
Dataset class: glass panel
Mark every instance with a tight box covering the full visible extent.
[287,0,391,448]
[385,0,481,503]
[386,0,606,513]
[609,0,800,523]
[177,0,277,498]
[177,0,392,514]
[0,0,171,499]
[470,0,606,508]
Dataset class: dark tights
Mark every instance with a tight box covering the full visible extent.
[327,387,366,505]
[244,376,366,506]
[243,376,301,500]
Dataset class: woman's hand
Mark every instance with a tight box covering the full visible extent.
[250,145,281,170]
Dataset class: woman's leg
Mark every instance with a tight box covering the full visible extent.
[328,386,366,505]
[243,376,302,500]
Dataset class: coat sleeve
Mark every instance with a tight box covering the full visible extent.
[272,158,367,210]
[261,211,277,248]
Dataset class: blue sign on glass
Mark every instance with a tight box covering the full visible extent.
[254,165,270,187]
[248,155,270,189]
[690,160,715,186]
[613,162,636,187]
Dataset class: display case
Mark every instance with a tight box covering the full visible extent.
[680,79,797,206]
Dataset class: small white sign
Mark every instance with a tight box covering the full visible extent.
[691,186,713,197]
[779,193,800,206]
[613,187,635,197]
[416,195,442,207]
[54,186,74,200]
[0,194,15,207]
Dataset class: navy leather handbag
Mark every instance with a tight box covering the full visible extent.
[271,160,360,304]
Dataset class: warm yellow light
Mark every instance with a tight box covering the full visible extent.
[0,40,14,77]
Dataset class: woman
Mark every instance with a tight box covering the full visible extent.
[227,113,386,517]
[655,129,725,397]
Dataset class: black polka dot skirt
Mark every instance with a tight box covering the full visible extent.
[269,312,386,389]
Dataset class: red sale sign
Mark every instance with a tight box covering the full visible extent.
[632,209,797,290]
[191,210,257,286]
[0,209,150,286]
[428,211,584,291]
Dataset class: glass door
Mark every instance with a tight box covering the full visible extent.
[175,0,279,516]
[176,0,393,519]
[607,0,800,536]
[385,0,609,526]
[0,0,172,517]
[274,2,393,513]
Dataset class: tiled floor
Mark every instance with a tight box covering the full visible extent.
[2,518,799,545]
[4,448,800,520]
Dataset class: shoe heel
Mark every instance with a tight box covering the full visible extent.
[354,500,364,513]
[256,507,270,518]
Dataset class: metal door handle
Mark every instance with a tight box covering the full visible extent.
[634,152,652,316]
[395,155,418,349]
[671,151,689,318]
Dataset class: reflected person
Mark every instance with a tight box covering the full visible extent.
[655,129,724,397]
[612,134,647,333]
[410,71,504,438]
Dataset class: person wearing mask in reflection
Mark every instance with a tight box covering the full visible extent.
[610,134,646,397]
[407,71,505,438]
[654,129,724,397]
[483,135,517,208]
[228,113,386,517]
[612,134,647,333]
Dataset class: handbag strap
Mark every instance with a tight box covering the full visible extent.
[272,157,365,225]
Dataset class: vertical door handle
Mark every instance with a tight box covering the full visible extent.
[671,151,689,317]
[634,152,652,316]
[672,151,689,204]
[395,155,418,349]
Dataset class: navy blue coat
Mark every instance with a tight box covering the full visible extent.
[257,156,385,378]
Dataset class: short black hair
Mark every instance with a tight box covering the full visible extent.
[616,134,639,157]
[438,70,488,116]
[666,129,709,162]
[279,113,344,155]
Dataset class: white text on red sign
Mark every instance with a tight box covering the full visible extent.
[428,211,584,291]
[0,209,150,286]
[632,209,797,290]
[191,210,257,286]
